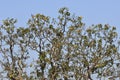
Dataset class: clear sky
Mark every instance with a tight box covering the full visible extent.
[0,0,120,32]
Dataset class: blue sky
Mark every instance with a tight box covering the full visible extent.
[0,0,120,32]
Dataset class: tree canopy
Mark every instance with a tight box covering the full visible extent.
[0,7,120,80]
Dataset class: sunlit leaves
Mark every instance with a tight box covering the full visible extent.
[78,16,83,21]
[35,14,49,22]
[82,58,89,67]
[104,24,109,30]
[69,26,75,31]
[59,7,69,15]
[3,19,10,26]
[61,61,70,71]
[95,61,108,68]
[3,18,17,26]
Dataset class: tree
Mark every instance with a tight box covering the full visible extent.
[0,7,120,80]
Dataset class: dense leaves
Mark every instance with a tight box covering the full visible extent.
[0,7,120,80]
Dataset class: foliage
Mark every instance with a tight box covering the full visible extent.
[0,7,120,80]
